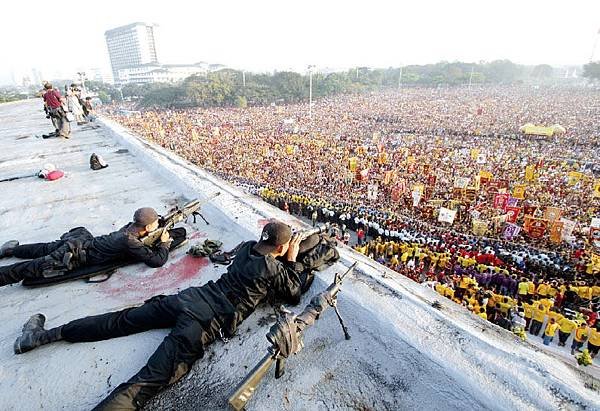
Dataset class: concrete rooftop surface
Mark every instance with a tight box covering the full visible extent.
[0,100,598,411]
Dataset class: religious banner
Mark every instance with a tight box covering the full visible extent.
[567,171,583,186]
[391,186,401,203]
[560,218,577,240]
[479,170,493,180]
[464,188,478,203]
[412,190,422,207]
[383,171,392,185]
[594,179,600,198]
[454,177,470,189]
[496,179,509,190]
[397,178,407,194]
[525,165,535,182]
[438,207,457,224]
[487,180,503,193]
[348,157,358,172]
[367,184,378,201]
[524,216,548,238]
[505,206,521,223]
[506,197,519,208]
[591,217,600,229]
[493,193,510,210]
[503,223,521,240]
[590,227,600,250]
[543,207,562,224]
[413,183,425,194]
[453,188,464,200]
[472,220,488,236]
[523,205,537,216]
[550,222,564,244]
[378,152,388,164]
[513,184,526,200]
[470,149,480,160]
[422,164,431,175]
[427,174,437,186]
[406,156,416,164]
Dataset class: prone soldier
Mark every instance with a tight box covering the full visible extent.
[0,207,175,287]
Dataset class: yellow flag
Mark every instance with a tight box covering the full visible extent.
[594,179,600,198]
[525,165,535,182]
[568,171,583,186]
[479,170,493,180]
[513,184,526,200]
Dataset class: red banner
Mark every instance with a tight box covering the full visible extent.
[494,193,509,210]
[505,206,521,223]
[427,174,437,186]
[523,205,537,216]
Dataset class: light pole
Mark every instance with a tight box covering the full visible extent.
[591,29,600,62]
[242,71,246,87]
[468,66,474,89]
[398,66,403,89]
[308,65,315,120]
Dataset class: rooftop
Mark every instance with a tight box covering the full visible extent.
[0,100,598,410]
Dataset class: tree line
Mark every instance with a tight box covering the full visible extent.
[81,60,595,108]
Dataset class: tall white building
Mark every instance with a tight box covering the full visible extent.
[105,22,159,84]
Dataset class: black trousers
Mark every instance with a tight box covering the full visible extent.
[558,330,570,345]
[530,320,543,336]
[0,228,94,286]
[61,293,217,410]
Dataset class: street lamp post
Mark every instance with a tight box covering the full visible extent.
[308,65,315,120]
[398,66,403,89]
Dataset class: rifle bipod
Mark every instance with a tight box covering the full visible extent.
[329,295,351,340]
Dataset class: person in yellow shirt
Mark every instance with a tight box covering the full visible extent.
[546,309,563,325]
[517,279,529,301]
[571,323,589,355]
[557,316,577,347]
[523,302,533,331]
[537,282,548,298]
[543,318,559,345]
[587,325,600,359]
[527,281,536,301]
[478,307,487,321]
[389,254,400,268]
[530,303,547,336]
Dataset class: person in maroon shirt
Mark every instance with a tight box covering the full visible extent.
[42,83,71,138]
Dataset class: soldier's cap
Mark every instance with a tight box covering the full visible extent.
[133,207,159,227]
[253,221,292,255]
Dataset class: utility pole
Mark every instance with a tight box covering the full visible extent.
[308,65,315,121]
[468,66,474,89]
[591,29,600,62]
[242,71,246,87]
[398,66,403,89]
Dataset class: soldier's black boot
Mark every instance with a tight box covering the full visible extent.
[0,240,19,258]
[14,314,63,354]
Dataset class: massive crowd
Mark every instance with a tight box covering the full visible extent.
[104,85,600,361]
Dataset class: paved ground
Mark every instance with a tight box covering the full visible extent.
[0,100,598,411]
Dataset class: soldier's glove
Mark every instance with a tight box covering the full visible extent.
[266,313,301,358]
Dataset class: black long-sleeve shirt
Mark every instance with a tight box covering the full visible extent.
[86,227,169,268]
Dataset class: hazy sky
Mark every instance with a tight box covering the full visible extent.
[1,0,598,84]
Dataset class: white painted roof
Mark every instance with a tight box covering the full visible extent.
[0,100,598,411]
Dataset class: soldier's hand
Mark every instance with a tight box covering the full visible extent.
[286,234,301,262]
[160,230,171,243]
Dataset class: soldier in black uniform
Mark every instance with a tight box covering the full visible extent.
[0,207,172,287]
[13,221,338,410]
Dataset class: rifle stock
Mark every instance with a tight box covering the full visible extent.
[228,349,278,411]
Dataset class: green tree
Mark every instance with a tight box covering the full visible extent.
[531,64,554,79]
[583,62,600,81]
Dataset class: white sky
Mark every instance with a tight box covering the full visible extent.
[1,0,599,85]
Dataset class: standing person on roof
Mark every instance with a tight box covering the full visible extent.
[42,83,70,138]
